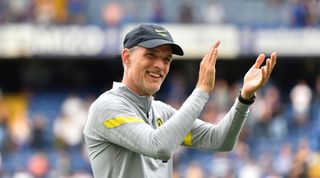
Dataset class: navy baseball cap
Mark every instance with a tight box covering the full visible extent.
[123,24,184,56]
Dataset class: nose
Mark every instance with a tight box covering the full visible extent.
[153,57,166,69]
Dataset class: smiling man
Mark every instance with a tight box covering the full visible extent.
[122,44,173,96]
[83,23,277,178]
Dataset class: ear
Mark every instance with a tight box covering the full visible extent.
[121,48,131,66]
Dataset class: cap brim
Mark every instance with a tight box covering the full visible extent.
[138,39,184,56]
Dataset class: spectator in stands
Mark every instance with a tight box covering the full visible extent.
[5,93,32,152]
[210,152,232,177]
[249,93,272,138]
[273,142,293,177]
[238,158,262,178]
[201,1,226,24]
[164,70,188,106]
[27,152,49,178]
[307,0,319,27]
[0,101,9,150]
[231,140,250,175]
[53,95,87,150]
[54,0,68,24]
[6,0,32,22]
[120,2,136,24]
[101,2,124,28]
[48,151,71,177]
[307,150,320,177]
[33,0,56,25]
[68,0,87,25]
[30,113,49,151]
[101,2,124,56]
[248,85,287,139]
[289,0,309,27]
[201,102,219,124]
[288,80,313,135]
[12,171,33,178]
[265,85,288,139]
[178,1,194,23]
[257,150,275,177]
[0,0,6,23]
[184,162,205,178]
[312,75,320,121]
[317,1,320,26]
[69,170,93,178]
[151,0,165,23]
[288,138,310,178]
[210,79,230,112]
[33,0,68,25]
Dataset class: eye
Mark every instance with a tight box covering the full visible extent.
[164,57,172,64]
[145,52,157,59]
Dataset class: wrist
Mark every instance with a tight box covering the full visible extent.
[196,86,211,94]
[240,88,255,100]
[238,89,255,105]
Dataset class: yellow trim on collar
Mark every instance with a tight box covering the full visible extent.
[104,116,144,128]
[183,131,192,146]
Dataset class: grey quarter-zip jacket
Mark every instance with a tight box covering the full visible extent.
[83,82,251,178]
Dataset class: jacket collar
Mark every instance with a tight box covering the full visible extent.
[112,82,153,114]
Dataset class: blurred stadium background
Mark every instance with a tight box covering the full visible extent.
[0,0,320,177]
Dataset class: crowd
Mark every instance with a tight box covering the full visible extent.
[0,0,319,28]
[0,91,93,178]
[0,70,320,178]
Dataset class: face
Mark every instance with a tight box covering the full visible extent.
[122,45,173,96]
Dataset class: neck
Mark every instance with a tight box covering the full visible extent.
[121,77,152,97]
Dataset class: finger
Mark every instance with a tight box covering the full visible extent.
[204,41,218,60]
[261,66,267,85]
[266,58,272,79]
[211,48,219,66]
[270,52,277,69]
[206,40,220,57]
[201,48,213,66]
[266,52,277,78]
[253,54,266,69]
[208,40,220,66]
[213,40,221,49]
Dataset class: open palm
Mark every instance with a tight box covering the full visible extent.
[241,52,277,99]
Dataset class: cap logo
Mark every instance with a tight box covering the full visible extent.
[155,28,168,37]
[155,29,167,33]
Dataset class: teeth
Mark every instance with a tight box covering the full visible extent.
[149,72,161,78]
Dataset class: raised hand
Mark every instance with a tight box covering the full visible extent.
[241,52,277,99]
[196,40,220,94]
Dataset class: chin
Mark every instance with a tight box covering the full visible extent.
[143,81,162,95]
[148,88,160,95]
[146,86,160,95]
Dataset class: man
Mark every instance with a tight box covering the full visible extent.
[83,23,277,178]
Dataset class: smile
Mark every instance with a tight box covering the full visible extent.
[147,71,162,78]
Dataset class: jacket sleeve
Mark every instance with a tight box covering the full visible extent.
[183,98,250,151]
[84,88,209,161]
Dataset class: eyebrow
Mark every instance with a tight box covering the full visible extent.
[145,49,172,59]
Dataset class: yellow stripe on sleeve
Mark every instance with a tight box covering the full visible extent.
[104,116,145,128]
[183,131,192,146]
